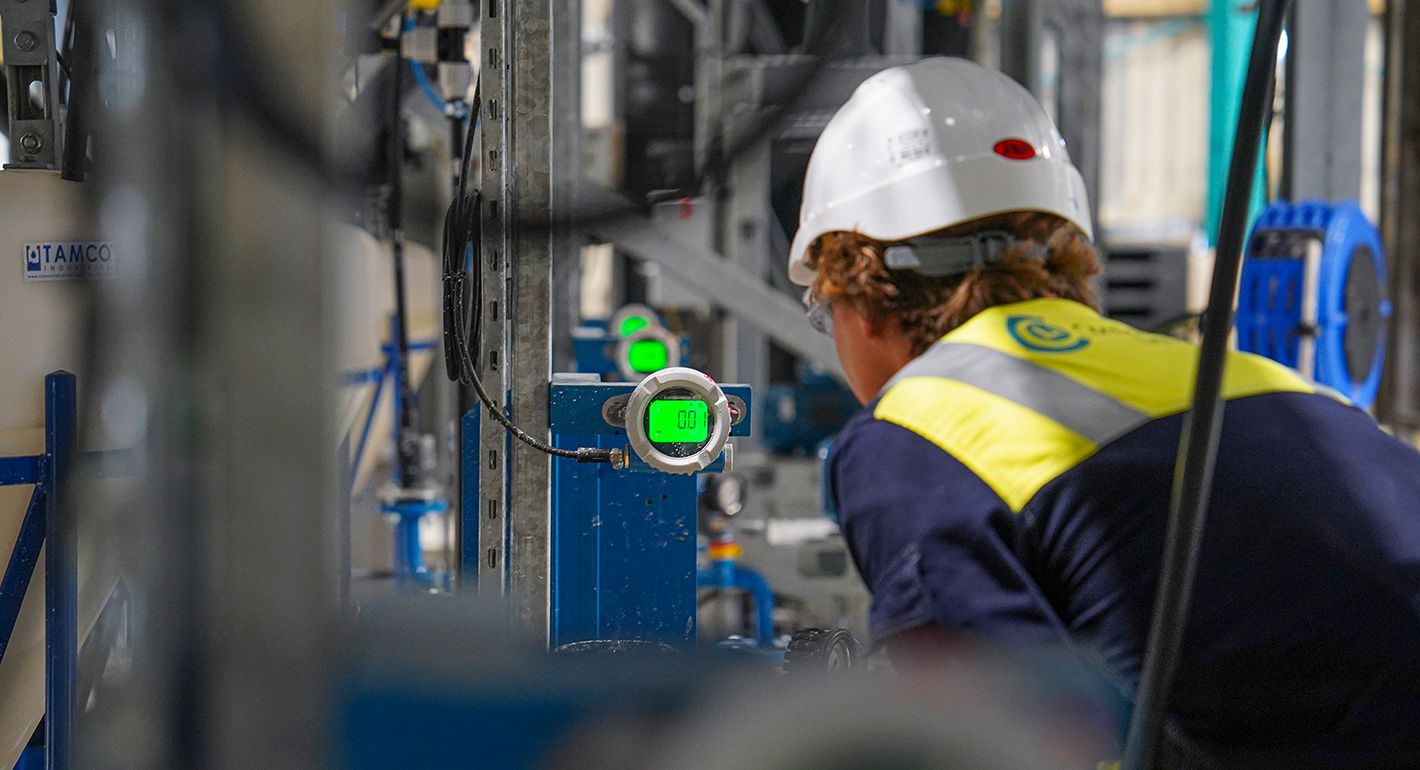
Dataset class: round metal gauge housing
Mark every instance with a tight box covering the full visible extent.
[625,367,731,475]
[615,325,682,381]
[609,303,660,338]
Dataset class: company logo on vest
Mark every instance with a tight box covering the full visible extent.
[1006,315,1089,353]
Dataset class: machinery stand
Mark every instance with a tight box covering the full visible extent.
[0,372,79,770]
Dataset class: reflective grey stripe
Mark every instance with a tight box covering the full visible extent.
[883,342,1149,445]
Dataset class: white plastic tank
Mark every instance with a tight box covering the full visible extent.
[0,170,119,768]
[0,185,442,766]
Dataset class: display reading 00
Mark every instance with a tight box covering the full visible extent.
[647,399,709,444]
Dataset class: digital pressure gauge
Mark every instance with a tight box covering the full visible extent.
[609,303,660,338]
[624,367,732,474]
[615,326,682,382]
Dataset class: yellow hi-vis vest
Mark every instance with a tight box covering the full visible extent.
[873,298,1320,513]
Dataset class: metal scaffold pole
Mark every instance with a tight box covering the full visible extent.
[476,0,570,644]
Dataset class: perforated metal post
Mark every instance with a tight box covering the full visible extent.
[1,0,63,168]
[477,0,512,598]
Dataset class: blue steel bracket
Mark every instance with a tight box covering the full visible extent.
[548,374,751,649]
[0,372,127,770]
[0,456,42,486]
[0,487,46,664]
[548,375,752,441]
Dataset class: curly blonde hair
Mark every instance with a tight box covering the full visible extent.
[805,212,1102,355]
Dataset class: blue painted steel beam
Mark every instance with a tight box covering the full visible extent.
[45,371,76,770]
[0,488,46,664]
[459,409,480,585]
[0,455,42,486]
[546,377,752,648]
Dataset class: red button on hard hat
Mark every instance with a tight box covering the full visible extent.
[993,138,1036,160]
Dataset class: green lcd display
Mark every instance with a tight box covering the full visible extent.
[627,339,670,372]
[618,315,651,336]
[647,399,709,444]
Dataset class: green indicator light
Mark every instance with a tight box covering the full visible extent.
[618,315,651,336]
[627,339,669,372]
[648,399,709,444]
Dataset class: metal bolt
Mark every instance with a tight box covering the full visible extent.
[19,133,42,153]
[13,31,36,52]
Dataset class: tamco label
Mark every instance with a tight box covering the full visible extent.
[23,241,115,281]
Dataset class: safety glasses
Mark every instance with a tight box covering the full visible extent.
[803,289,833,336]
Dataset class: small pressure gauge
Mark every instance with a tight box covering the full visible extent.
[615,326,682,381]
[700,473,747,517]
[625,367,732,475]
[609,303,660,338]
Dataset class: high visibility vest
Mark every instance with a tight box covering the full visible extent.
[874,298,1321,512]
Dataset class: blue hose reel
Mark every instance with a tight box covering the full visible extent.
[1238,201,1392,408]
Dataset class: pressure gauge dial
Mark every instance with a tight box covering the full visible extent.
[615,326,682,382]
[625,367,732,475]
[700,473,747,517]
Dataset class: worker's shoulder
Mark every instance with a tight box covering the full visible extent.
[834,399,919,453]
[831,401,994,490]
[833,402,936,464]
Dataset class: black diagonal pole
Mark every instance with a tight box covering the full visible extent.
[389,12,421,487]
[1123,1,1292,767]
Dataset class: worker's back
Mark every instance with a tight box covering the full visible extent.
[831,297,1420,765]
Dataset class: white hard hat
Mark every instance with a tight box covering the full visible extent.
[787,57,1093,287]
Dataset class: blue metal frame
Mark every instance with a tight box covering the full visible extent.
[0,371,79,770]
[458,376,752,643]
[457,408,486,587]
[696,556,775,647]
[44,374,76,770]
[341,315,438,489]
[542,376,751,648]
[341,317,450,587]
[0,487,45,663]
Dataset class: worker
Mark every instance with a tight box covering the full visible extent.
[790,58,1420,766]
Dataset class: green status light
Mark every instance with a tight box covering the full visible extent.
[618,315,652,336]
[627,339,670,372]
[647,399,709,444]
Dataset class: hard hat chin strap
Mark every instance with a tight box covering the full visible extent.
[882,230,1046,278]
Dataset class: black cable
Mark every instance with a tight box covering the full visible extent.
[388,12,423,486]
[439,79,615,465]
[1121,2,1293,767]
[59,0,92,182]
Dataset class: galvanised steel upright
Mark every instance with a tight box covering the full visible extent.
[468,0,575,645]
